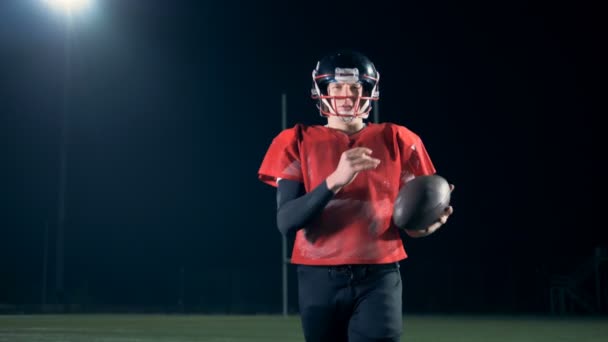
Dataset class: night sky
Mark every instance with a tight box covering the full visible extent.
[0,0,602,314]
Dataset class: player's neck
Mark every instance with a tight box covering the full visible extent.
[325,117,366,135]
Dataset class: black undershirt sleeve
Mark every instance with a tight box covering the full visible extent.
[276,178,335,236]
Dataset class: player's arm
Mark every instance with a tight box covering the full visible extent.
[275,146,380,235]
[276,179,335,236]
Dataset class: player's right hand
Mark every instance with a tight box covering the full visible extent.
[326,147,381,193]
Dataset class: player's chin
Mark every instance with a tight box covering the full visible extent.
[336,110,355,117]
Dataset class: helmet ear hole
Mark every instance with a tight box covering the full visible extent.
[320,101,331,113]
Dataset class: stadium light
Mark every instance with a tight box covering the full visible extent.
[42,0,93,16]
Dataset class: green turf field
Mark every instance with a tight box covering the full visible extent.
[0,314,606,341]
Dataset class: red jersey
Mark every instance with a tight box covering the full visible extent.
[258,122,436,265]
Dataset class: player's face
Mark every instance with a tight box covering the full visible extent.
[327,82,363,115]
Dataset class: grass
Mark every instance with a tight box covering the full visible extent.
[0,314,607,341]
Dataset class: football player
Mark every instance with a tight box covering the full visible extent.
[258,50,454,342]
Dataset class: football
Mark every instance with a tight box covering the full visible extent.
[392,174,451,231]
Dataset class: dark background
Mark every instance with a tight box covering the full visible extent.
[0,0,603,314]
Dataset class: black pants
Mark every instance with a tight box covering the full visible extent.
[297,263,403,342]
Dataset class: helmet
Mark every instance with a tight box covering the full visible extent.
[311,50,380,119]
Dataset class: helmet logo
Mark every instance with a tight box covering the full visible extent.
[334,68,359,84]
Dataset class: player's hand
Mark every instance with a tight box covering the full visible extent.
[326,147,380,193]
[405,184,455,238]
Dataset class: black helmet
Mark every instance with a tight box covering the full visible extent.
[311,50,380,119]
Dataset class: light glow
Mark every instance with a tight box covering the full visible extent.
[43,0,93,15]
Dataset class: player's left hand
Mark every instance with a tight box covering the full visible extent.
[405,184,455,238]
